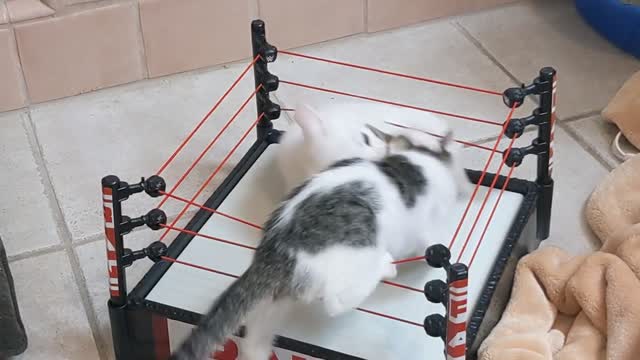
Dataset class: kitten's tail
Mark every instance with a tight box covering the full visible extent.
[169,262,283,360]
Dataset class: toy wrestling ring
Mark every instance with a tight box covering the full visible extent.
[101,20,557,360]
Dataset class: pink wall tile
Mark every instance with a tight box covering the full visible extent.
[7,0,55,23]
[140,0,251,78]
[367,0,463,32]
[367,0,518,32]
[39,0,63,11]
[0,28,27,111]
[0,3,8,24]
[259,0,364,49]
[14,3,145,103]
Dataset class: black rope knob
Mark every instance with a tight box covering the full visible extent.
[424,314,446,340]
[262,45,277,63]
[424,280,448,305]
[263,73,279,92]
[143,175,166,197]
[502,87,526,108]
[145,241,168,262]
[264,102,281,121]
[425,244,451,269]
[505,118,526,139]
[504,147,526,168]
[144,209,167,230]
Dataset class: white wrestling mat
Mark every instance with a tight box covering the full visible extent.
[146,145,524,359]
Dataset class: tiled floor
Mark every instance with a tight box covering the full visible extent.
[1,1,638,359]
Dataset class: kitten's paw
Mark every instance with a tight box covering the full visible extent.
[382,252,397,279]
[383,264,397,279]
[324,296,348,317]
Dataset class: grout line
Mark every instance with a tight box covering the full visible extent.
[560,109,602,123]
[249,0,259,20]
[8,244,65,263]
[452,21,523,87]
[451,20,541,106]
[8,21,32,108]
[22,111,110,360]
[558,121,614,171]
[132,0,150,78]
[363,0,368,32]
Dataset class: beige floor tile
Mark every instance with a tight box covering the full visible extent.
[0,111,61,257]
[76,233,158,360]
[457,0,640,119]
[270,20,536,143]
[460,126,607,255]
[565,115,629,169]
[30,63,260,242]
[9,251,100,359]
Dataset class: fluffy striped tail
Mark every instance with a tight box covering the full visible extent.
[169,263,276,360]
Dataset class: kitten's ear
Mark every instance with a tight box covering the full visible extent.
[365,124,391,143]
[440,130,454,152]
[295,103,325,138]
[389,135,412,151]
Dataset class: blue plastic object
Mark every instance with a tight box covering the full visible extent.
[575,0,640,58]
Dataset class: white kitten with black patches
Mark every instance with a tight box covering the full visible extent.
[171,126,469,360]
[275,101,459,193]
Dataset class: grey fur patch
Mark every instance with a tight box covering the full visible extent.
[171,178,383,359]
[327,157,365,170]
[170,259,293,360]
[412,144,451,162]
[264,181,380,253]
[375,155,427,208]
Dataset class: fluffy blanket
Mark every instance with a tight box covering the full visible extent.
[478,155,640,360]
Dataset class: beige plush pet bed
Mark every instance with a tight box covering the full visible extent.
[478,155,640,360]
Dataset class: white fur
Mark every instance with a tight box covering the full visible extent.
[238,128,467,359]
[235,104,471,360]
[275,101,454,193]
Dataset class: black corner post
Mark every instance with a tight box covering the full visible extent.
[251,19,281,142]
[423,244,469,360]
[533,68,556,240]
[101,175,168,359]
[501,67,557,240]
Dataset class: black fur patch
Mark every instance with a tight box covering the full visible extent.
[412,145,451,162]
[327,157,365,170]
[375,155,427,208]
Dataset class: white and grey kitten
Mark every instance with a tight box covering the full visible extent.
[275,101,466,193]
[170,125,469,360]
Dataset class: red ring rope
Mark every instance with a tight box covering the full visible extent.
[455,135,517,263]
[279,50,503,96]
[159,112,266,241]
[468,165,516,268]
[384,121,499,153]
[392,103,518,265]
[160,256,423,328]
[155,55,260,176]
[161,220,422,294]
[158,191,262,230]
[280,80,503,126]
[156,85,264,210]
